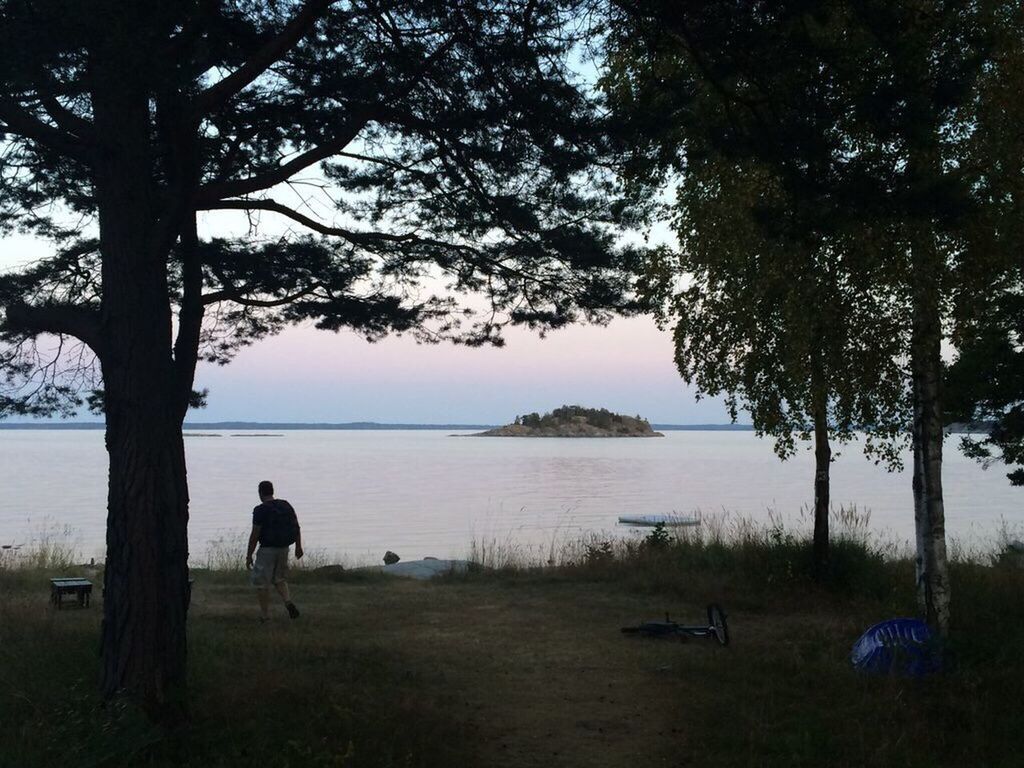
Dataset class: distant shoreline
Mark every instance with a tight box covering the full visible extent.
[0,421,758,431]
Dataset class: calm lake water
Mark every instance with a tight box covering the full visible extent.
[1,429,1021,564]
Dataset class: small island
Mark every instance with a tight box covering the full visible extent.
[471,405,664,438]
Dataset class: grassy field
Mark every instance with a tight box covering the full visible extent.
[1,527,1023,768]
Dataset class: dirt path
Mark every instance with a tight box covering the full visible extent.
[291,578,707,767]
[11,564,1007,767]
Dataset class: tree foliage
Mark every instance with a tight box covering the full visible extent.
[945,5,1024,486]
[603,0,1021,627]
[601,1,920,464]
[947,288,1024,485]
[0,0,638,715]
[0,0,636,418]
[515,404,649,430]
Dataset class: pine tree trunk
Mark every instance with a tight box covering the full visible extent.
[100,381,191,719]
[92,49,192,719]
[812,398,831,579]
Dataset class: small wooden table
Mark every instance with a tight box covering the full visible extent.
[50,578,93,609]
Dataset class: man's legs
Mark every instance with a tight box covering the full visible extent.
[251,549,272,620]
[271,548,299,618]
[252,549,298,620]
[273,580,290,603]
[274,580,300,618]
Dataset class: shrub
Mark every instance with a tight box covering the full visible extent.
[644,522,671,549]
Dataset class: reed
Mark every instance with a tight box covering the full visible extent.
[0,520,81,571]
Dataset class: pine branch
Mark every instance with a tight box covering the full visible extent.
[33,70,95,141]
[195,35,455,201]
[196,117,368,200]
[0,100,88,159]
[3,300,101,352]
[192,0,337,116]
[198,197,422,245]
[201,284,322,307]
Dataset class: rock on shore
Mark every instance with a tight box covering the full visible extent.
[355,558,472,580]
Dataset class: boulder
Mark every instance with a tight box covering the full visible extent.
[313,564,347,581]
[383,550,401,565]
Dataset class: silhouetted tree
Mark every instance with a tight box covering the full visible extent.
[946,7,1024,487]
[0,0,634,718]
[605,0,1010,618]
[947,285,1024,486]
[603,1,909,580]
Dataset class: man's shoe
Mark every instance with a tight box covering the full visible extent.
[286,601,300,619]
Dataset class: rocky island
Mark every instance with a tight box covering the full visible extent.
[471,405,664,437]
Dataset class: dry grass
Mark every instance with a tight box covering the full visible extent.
[2,521,1023,768]
[0,520,81,571]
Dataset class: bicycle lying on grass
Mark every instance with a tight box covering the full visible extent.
[621,604,729,646]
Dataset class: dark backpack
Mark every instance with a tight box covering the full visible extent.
[260,500,300,547]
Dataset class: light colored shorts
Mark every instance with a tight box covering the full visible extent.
[250,546,289,587]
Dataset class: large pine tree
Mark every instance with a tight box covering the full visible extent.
[0,0,633,717]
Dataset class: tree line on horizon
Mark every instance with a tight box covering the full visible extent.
[0,0,1020,721]
[513,405,650,430]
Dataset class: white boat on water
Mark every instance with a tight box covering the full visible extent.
[617,513,701,527]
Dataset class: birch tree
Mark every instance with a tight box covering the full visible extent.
[946,5,1024,488]
[603,1,910,579]
[604,0,1008,627]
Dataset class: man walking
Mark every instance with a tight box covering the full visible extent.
[246,480,303,621]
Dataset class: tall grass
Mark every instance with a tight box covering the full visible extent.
[4,506,1014,584]
[195,531,247,570]
[459,506,929,607]
[469,507,898,566]
[1,524,352,578]
[466,526,597,570]
[0,520,81,571]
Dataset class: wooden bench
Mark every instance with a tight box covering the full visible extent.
[50,577,93,609]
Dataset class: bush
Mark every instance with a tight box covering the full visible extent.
[644,522,671,549]
[584,540,614,565]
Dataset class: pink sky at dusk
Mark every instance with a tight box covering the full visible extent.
[184,202,733,423]
[1,223,733,425]
[194,315,732,424]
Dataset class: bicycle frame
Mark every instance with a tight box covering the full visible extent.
[621,604,729,646]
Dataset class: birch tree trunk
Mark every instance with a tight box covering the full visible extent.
[812,392,831,580]
[912,381,927,604]
[909,227,951,634]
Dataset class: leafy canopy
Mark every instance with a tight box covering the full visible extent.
[602,0,1010,464]
[0,0,637,416]
[943,4,1024,486]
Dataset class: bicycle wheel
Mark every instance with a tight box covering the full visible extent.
[707,603,729,646]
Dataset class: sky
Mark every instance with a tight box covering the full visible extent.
[0,44,740,426]
[0,232,733,425]
[191,315,731,424]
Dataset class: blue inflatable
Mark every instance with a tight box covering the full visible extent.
[850,618,943,677]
